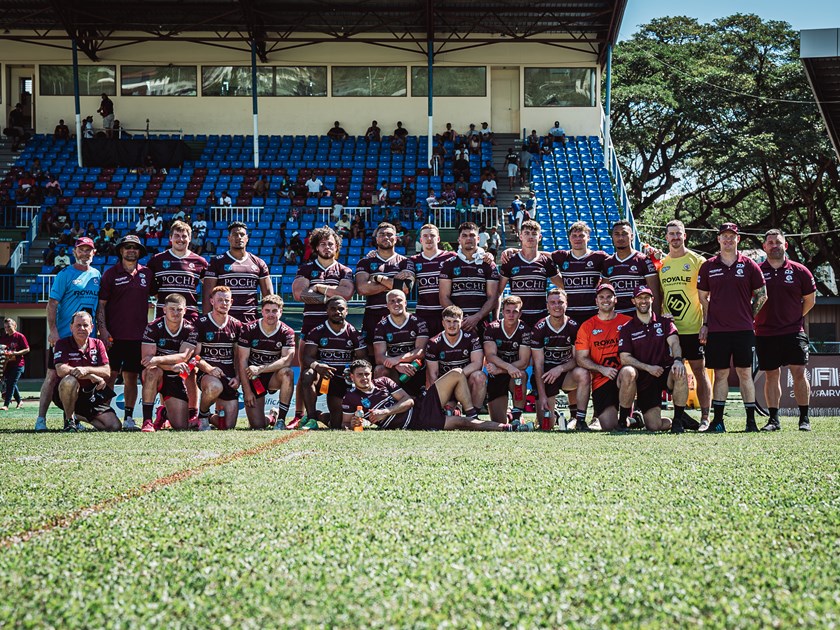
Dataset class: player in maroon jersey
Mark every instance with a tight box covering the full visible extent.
[237,294,296,429]
[191,286,244,430]
[602,220,660,316]
[483,295,532,423]
[618,286,689,432]
[550,221,609,323]
[53,311,120,432]
[409,224,456,337]
[372,289,429,395]
[202,221,273,323]
[426,305,486,410]
[139,293,196,431]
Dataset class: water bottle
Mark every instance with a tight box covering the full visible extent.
[179,354,200,379]
[354,405,365,432]
[557,411,567,432]
[399,358,423,383]
[513,377,525,407]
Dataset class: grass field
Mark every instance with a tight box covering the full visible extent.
[0,405,838,628]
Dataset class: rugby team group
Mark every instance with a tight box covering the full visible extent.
[26,214,816,434]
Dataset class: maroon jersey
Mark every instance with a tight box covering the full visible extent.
[342,377,411,430]
[410,250,455,320]
[482,320,531,364]
[373,314,429,357]
[206,251,271,322]
[619,313,678,368]
[697,253,765,333]
[530,317,579,368]
[52,336,109,388]
[189,313,243,378]
[295,259,354,335]
[142,316,195,359]
[602,251,658,315]
[0,331,29,368]
[238,320,296,367]
[755,259,816,336]
[439,255,500,319]
[552,249,609,322]
[147,249,208,320]
[500,252,559,325]
[355,253,413,335]
[426,330,481,374]
[99,263,154,341]
[304,322,366,369]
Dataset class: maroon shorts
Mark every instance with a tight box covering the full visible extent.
[407,384,447,431]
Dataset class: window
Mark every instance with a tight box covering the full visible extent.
[411,67,486,97]
[202,66,326,96]
[273,67,327,97]
[524,68,595,107]
[40,65,116,96]
[121,66,197,96]
[332,67,405,97]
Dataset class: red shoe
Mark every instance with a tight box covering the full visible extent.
[285,413,304,430]
[187,413,200,430]
[141,419,155,432]
[153,405,168,431]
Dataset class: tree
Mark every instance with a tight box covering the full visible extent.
[611,14,840,294]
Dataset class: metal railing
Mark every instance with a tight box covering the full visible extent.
[10,241,28,271]
[210,206,262,224]
[15,205,40,229]
[600,106,640,249]
[316,206,373,225]
[428,206,501,230]
[26,208,39,243]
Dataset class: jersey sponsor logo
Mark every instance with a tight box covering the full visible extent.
[661,265,670,273]
[156,273,197,287]
[223,277,258,288]
[666,290,690,319]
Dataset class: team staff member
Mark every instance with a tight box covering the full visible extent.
[756,229,816,432]
[53,311,120,432]
[483,296,531,423]
[575,283,632,431]
[139,294,196,432]
[618,286,689,432]
[372,290,429,395]
[97,235,154,431]
[658,219,709,429]
[698,223,767,433]
[35,237,102,432]
[602,220,660,315]
[426,305,486,411]
[1,318,30,411]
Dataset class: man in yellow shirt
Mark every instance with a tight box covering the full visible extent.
[658,219,710,429]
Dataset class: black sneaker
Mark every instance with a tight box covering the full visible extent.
[707,420,726,433]
[681,415,700,431]
[575,418,591,432]
[629,410,645,430]
[745,419,759,433]
[799,418,811,432]
[63,416,78,432]
[761,420,781,432]
[670,414,685,433]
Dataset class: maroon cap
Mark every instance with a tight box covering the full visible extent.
[633,285,654,298]
[596,282,616,295]
[75,237,95,249]
[719,222,739,235]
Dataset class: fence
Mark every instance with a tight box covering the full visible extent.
[15,205,40,229]
[210,206,262,224]
[10,241,28,272]
[316,206,373,225]
[104,206,148,225]
[600,106,639,249]
[428,206,501,230]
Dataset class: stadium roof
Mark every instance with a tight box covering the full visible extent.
[801,28,840,160]
[0,0,627,64]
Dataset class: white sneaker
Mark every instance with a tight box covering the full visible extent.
[198,415,211,431]
[34,417,47,431]
[122,417,139,431]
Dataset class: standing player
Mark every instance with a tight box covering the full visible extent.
[139,294,196,432]
[657,219,709,429]
[203,221,273,323]
[355,222,414,348]
[300,297,367,429]
[602,220,660,316]
[548,222,609,323]
[755,229,816,431]
[97,235,154,430]
[237,294,296,429]
[618,286,689,432]
[483,296,531,423]
[191,286,243,430]
[531,289,591,431]
[439,222,500,334]
[498,220,563,327]
[35,237,101,431]
[409,224,455,337]
[372,290,429,394]
[698,223,767,433]
[575,283,632,431]
[426,305,486,411]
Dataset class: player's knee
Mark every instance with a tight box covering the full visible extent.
[143,366,162,382]
[202,378,222,396]
[100,413,122,432]
[573,366,590,384]
[469,371,486,386]
[618,367,636,385]
[58,375,79,394]
[300,369,317,387]
[278,367,294,384]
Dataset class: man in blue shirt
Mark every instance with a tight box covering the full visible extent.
[35,237,102,431]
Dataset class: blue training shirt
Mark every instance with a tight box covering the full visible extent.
[49,266,102,338]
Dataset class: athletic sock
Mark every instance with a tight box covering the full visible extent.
[576,409,586,423]
[745,402,756,423]
[124,411,132,422]
[799,405,809,421]
[500,423,513,431]
[674,405,685,420]
[712,400,725,423]
[464,407,479,420]
[276,402,290,422]
[142,403,154,422]
[769,407,779,422]
[198,409,211,418]
[568,404,578,418]
[618,406,631,425]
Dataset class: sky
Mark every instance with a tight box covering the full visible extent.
[619,1,839,40]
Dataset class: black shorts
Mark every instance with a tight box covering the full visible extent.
[160,373,188,402]
[253,372,278,395]
[592,379,619,416]
[407,384,447,430]
[392,365,425,397]
[52,384,114,420]
[678,334,705,361]
[108,340,143,373]
[47,347,56,370]
[487,374,512,401]
[636,372,671,413]
[416,311,442,338]
[705,330,755,369]
[322,375,348,399]
[196,371,239,401]
[756,332,809,371]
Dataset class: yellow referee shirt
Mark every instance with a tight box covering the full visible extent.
[658,249,705,335]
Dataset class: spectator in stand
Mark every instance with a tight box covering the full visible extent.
[82,116,94,139]
[16,172,37,203]
[94,229,112,256]
[306,173,324,198]
[430,140,445,175]
[505,146,519,190]
[53,207,71,242]
[393,121,409,139]
[171,208,186,222]
[486,225,502,256]
[97,93,115,138]
[519,142,531,185]
[350,215,366,241]
[289,231,305,260]
[102,221,117,241]
[425,188,439,209]
[112,119,125,139]
[440,122,457,143]
[134,207,154,237]
[284,247,298,265]
[390,134,405,155]
[548,121,566,145]
[441,183,457,206]
[480,122,495,145]
[336,214,351,238]
[43,239,58,266]
[190,212,207,254]
[44,173,62,197]
[526,129,540,154]
[68,221,84,242]
[253,175,268,197]
[454,151,470,181]
[53,247,71,273]
[480,173,498,204]
[365,120,381,142]
[454,176,469,201]
[400,181,416,208]
[84,222,97,239]
[7,103,26,151]
[378,180,389,206]
[1,318,29,410]
[217,190,232,207]
[277,174,293,198]
[540,141,553,157]
[467,129,481,155]
[141,154,157,175]
[327,120,349,142]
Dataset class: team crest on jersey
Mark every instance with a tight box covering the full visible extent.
[311,270,319,278]
[370,263,379,271]
[319,338,328,347]
[361,398,371,409]
[162,260,171,269]
[205,332,214,341]
[158,339,166,347]
[410,331,416,338]
[140,277,147,287]
[586,261,594,268]
[592,329,603,335]
[736,269,744,277]
[346,340,353,347]
[462,349,469,356]
[415,263,423,271]
[276,342,283,348]
[512,267,520,275]
[224,264,232,272]
[607,267,614,275]
[439,351,446,359]
[386,333,394,342]
[563,262,570,270]
[252,339,259,347]
[630,266,637,272]
[188,262,196,270]
[683,263,691,271]
[453,267,462,276]
[654,324,663,336]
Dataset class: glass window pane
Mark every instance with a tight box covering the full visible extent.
[40,65,116,96]
[411,67,486,97]
[332,67,406,97]
[524,68,595,107]
[274,67,327,97]
[202,66,253,96]
[121,66,197,96]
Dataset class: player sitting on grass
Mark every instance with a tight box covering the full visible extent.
[53,311,120,432]
[237,294,296,429]
[343,359,533,431]
[139,293,197,431]
[483,295,532,423]
[373,289,429,395]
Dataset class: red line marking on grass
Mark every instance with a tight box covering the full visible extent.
[0,432,306,550]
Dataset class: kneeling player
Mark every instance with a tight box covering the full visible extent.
[483,295,532,422]
[237,294,295,429]
[140,293,197,431]
[343,359,532,431]
[426,306,487,410]
[373,290,429,395]
[617,286,689,432]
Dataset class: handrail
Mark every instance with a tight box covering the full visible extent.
[27,209,39,243]
[210,206,262,224]
[10,241,28,271]
[600,105,640,250]
[15,205,40,229]
[428,206,501,230]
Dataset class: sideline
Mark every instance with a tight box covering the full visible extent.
[0,431,307,549]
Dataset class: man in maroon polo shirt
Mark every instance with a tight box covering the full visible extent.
[97,234,154,430]
[698,223,767,432]
[756,229,816,431]
[618,286,690,432]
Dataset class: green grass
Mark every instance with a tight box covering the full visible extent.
[0,406,838,627]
